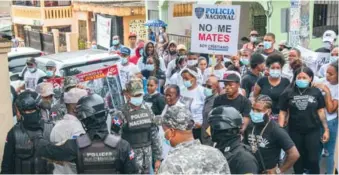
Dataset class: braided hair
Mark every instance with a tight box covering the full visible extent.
[254,94,273,109]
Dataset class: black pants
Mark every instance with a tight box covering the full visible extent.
[289,129,320,174]
[193,128,202,142]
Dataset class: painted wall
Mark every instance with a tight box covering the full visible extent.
[123,15,146,45]
[268,1,290,48]
[232,1,251,44]
[167,2,193,35]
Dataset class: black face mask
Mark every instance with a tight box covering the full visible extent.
[22,110,41,129]
[169,50,177,55]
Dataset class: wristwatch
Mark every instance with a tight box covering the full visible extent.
[275,167,281,174]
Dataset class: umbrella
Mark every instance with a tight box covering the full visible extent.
[144,19,167,27]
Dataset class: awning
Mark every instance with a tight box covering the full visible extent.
[73,2,145,16]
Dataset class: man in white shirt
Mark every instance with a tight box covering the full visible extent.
[49,87,88,174]
[117,47,140,90]
[21,57,46,91]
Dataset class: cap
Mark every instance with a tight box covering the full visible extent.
[323,30,337,43]
[46,60,56,67]
[26,57,36,64]
[36,82,54,97]
[120,47,131,56]
[219,73,240,83]
[162,106,194,130]
[129,32,137,38]
[64,88,88,104]
[64,76,79,90]
[177,44,187,51]
[126,77,144,96]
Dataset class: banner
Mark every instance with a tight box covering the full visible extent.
[96,15,112,49]
[190,5,241,55]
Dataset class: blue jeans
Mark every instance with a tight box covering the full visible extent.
[320,117,338,174]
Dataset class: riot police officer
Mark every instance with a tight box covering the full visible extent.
[112,77,162,174]
[34,93,138,174]
[1,90,54,174]
[208,106,259,174]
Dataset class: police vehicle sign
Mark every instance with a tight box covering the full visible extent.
[190,5,241,55]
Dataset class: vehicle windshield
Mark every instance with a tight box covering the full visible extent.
[62,59,118,76]
[8,54,41,73]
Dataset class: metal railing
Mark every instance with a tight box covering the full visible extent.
[168,33,191,49]
[12,5,72,20]
[312,0,338,37]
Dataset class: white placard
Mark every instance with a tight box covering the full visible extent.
[96,15,111,49]
[190,5,241,55]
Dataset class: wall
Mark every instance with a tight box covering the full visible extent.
[71,11,89,41]
[0,1,11,14]
[232,1,251,45]
[123,15,146,45]
[167,2,193,35]
[269,1,290,48]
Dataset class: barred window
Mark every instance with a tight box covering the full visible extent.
[312,0,338,38]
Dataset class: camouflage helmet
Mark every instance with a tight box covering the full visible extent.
[63,76,79,91]
[126,77,144,96]
[162,106,194,131]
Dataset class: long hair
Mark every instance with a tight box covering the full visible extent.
[284,66,314,98]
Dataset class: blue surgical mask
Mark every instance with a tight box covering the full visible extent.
[296,79,310,88]
[263,41,272,50]
[323,42,332,50]
[330,56,338,63]
[46,70,54,77]
[240,57,249,65]
[250,36,257,43]
[91,45,97,49]
[250,110,265,123]
[112,40,119,46]
[269,69,281,78]
[130,96,143,106]
[183,80,192,88]
[28,68,36,73]
[139,49,144,56]
[203,87,213,97]
[121,57,128,65]
[145,64,155,71]
[187,60,198,66]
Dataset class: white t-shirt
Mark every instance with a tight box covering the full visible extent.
[282,64,294,82]
[323,81,339,121]
[117,62,140,89]
[180,85,206,124]
[24,69,46,91]
[203,67,227,83]
[137,56,166,72]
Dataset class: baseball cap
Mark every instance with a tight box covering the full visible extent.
[219,73,240,83]
[129,32,137,38]
[177,44,187,51]
[162,106,195,130]
[126,77,144,96]
[64,88,88,104]
[36,82,54,97]
[26,57,36,64]
[46,60,56,67]
[120,47,131,56]
[64,76,79,90]
[323,30,337,43]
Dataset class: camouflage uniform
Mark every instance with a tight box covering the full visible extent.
[158,106,231,174]
[113,78,162,174]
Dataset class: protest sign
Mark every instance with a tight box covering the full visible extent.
[96,14,112,49]
[296,45,319,73]
[190,5,241,55]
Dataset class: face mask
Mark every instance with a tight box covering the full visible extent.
[183,80,192,88]
[22,110,41,128]
[91,45,97,49]
[263,41,272,50]
[139,49,144,56]
[203,87,213,97]
[250,36,257,43]
[240,57,250,65]
[323,42,332,50]
[121,57,128,65]
[250,110,265,124]
[46,70,54,77]
[112,40,119,46]
[28,68,36,73]
[330,56,338,63]
[164,129,173,147]
[296,79,310,88]
[159,29,163,33]
[130,96,143,106]
[187,60,198,66]
[145,64,155,71]
[269,69,281,78]
[169,50,177,55]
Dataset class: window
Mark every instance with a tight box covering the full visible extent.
[312,1,338,37]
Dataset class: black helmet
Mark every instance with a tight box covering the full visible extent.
[76,93,106,121]
[208,106,243,131]
[16,90,39,114]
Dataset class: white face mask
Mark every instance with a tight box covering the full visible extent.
[187,60,198,66]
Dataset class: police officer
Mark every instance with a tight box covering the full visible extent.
[208,106,259,174]
[1,90,54,174]
[34,93,138,174]
[112,77,162,174]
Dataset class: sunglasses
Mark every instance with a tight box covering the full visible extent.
[26,63,34,66]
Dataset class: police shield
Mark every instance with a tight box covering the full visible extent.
[195,7,204,19]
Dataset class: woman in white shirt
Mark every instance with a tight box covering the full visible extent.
[180,66,206,141]
[203,54,227,84]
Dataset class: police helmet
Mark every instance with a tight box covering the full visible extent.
[208,106,243,131]
[16,90,39,113]
[76,93,106,121]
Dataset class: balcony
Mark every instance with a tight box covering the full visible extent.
[12,5,73,27]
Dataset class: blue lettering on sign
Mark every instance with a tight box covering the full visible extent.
[206,8,235,15]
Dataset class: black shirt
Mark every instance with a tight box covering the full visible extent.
[143,93,166,115]
[257,77,290,114]
[213,94,251,117]
[245,120,295,171]
[37,75,61,85]
[241,71,261,98]
[278,87,326,133]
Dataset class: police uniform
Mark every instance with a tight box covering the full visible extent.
[34,94,138,174]
[158,106,230,174]
[113,78,162,174]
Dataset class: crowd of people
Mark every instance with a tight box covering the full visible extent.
[2,28,338,174]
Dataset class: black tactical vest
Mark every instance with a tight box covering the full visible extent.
[121,104,152,148]
[76,134,120,174]
[13,122,54,174]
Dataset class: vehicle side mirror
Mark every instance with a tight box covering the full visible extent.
[10,74,20,81]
